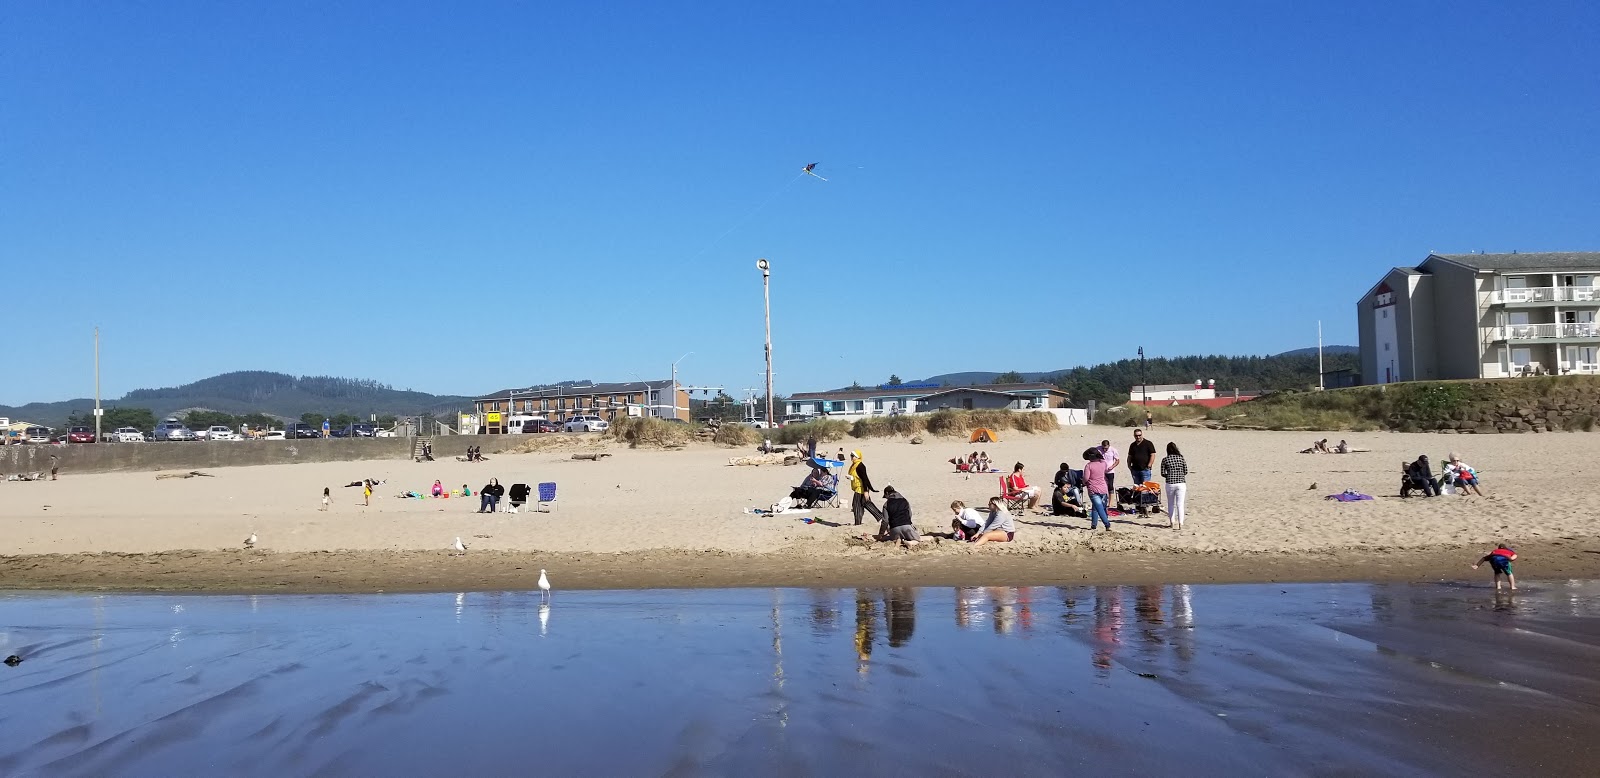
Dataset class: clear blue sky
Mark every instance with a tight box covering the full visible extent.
[5,1,1598,404]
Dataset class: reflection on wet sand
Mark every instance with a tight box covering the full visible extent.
[2,582,1598,775]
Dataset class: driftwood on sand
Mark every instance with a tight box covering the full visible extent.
[571,453,613,461]
[728,453,801,467]
[155,471,216,480]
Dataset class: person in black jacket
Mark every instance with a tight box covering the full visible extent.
[478,478,506,512]
[1401,456,1440,497]
[878,486,920,546]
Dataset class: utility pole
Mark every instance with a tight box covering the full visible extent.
[758,258,774,428]
[93,327,102,442]
[671,352,693,420]
[1317,320,1325,390]
[1138,346,1148,407]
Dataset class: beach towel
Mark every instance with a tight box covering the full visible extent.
[1324,490,1374,502]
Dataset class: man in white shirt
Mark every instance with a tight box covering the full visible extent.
[1098,439,1120,495]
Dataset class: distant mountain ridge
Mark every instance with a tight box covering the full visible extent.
[2,371,473,429]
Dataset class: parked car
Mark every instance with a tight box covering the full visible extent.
[331,423,377,438]
[563,415,610,433]
[152,419,197,441]
[67,426,96,443]
[205,426,237,441]
[285,423,321,439]
[111,427,145,443]
[263,430,287,441]
[24,426,52,444]
[505,415,552,434]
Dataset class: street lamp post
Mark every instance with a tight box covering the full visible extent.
[757,259,774,429]
[670,351,693,420]
[1138,346,1148,406]
[93,327,102,443]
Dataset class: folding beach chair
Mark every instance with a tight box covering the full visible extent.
[999,476,1029,516]
[537,482,558,512]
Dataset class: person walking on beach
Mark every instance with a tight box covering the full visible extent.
[362,479,373,507]
[1159,443,1187,530]
[1083,447,1112,531]
[1127,429,1157,486]
[1472,544,1518,591]
[1097,439,1120,495]
[1144,409,1153,429]
[50,454,59,481]
[847,450,885,526]
[321,487,331,511]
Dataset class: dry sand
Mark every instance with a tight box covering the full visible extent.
[3,427,1598,590]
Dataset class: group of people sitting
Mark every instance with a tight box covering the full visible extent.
[462,446,486,462]
[1301,439,1352,454]
[789,465,839,508]
[1401,453,1485,497]
[948,451,995,473]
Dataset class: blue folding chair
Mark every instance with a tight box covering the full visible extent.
[537,482,558,512]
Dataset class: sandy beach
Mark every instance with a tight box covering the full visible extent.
[4,427,1599,590]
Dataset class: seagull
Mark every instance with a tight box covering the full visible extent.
[453,537,467,554]
[244,533,257,548]
[538,569,551,603]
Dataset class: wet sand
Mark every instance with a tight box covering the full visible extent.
[1,582,1597,775]
[2,537,1600,593]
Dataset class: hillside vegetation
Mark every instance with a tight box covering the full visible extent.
[1206,376,1600,433]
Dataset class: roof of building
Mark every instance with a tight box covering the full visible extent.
[475,380,674,402]
[916,386,1031,400]
[1429,252,1600,271]
[1135,383,1219,393]
[788,382,1061,401]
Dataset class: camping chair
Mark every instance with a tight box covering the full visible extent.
[999,476,1029,516]
[537,482,558,512]
[816,472,841,508]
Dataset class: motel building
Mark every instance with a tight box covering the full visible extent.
[471,380,688,433]
[785,382,1069,419]
[1358,252,1600,383]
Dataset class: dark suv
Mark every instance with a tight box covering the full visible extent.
[285,423,322,439]
[331,423,377,438]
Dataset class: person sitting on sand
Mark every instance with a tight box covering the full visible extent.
[431,479,445,497]
[1335,440,1350,454]
[971,497,1015,546]
[949,455,971,473]
[1472,543,1518,591]
[461,483,471,497]
[950,500,986,540]
[1401,456,1440,498]
[1005,462,1040,509]
[966,452,979,471]
[977,451,992,472]
[878,486,920,546]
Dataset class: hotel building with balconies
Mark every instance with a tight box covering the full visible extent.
[1358,252,1600,384]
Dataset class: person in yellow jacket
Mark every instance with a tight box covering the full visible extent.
[847,450,885,526]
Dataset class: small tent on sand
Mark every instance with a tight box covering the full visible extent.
[969,428,1000,443]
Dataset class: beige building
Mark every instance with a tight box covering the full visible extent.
[472,380,687,432]
[1358,252,1600,383]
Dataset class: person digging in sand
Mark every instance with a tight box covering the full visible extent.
[1473,544,1518,591]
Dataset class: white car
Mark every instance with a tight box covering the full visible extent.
[263,430,287,441]
[111,427,145,443]
[205,426,237,441]
[563,415,610,433]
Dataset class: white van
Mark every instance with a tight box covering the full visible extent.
[504,414,550,434]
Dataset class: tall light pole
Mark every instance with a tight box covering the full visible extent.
[757,258,774,428]
[670,351,693,420]
[1138,346,1148,407]
[93,327,102,442]
[1317,320,1325,390]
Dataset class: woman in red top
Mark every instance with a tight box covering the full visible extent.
[1006,463,1040,509]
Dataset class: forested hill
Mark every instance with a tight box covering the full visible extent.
[914,348,1360,407]
[2,372,472,428]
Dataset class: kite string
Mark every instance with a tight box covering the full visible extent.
[692,171,807,258]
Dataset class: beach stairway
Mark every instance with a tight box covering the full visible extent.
[411,436,434,460]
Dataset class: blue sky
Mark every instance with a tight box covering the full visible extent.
[5,1,1597,404]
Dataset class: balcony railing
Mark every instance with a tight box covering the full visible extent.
[1490,323,1600,340]
[1490,286,1600,304]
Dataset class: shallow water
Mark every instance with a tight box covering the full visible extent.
[1,582,1597,776]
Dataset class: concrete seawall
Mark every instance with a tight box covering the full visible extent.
[2,435,543,476]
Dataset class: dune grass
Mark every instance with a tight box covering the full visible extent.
[1092,404,1210,427]
[605,417,695,448]
[774,419,853,445]
[712,423,761,447]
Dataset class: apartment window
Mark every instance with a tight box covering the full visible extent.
[1383,343,1390,352]
[851,401,865,412]
[874,399,884,411]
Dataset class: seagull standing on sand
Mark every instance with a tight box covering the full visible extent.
[244,533,257,549]
[538,569,551,603]
[453,537,467,554]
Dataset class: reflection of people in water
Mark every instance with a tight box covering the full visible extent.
[1134,585,1165,653]
[1171,584,1196,664]
[1092,587,1125,675]
[955,587,982,630]
[989,587,1018,634]
[808,589,839,636]
[854,589,877,668]
[887,588,916,647]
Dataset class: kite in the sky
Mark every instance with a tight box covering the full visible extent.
[802,162,828,181]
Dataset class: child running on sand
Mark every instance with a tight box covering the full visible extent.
[363,479,373,507]
[321,487,331,511]
[1472,544,1518,591]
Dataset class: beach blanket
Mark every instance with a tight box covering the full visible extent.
[1325,490,1374,502]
